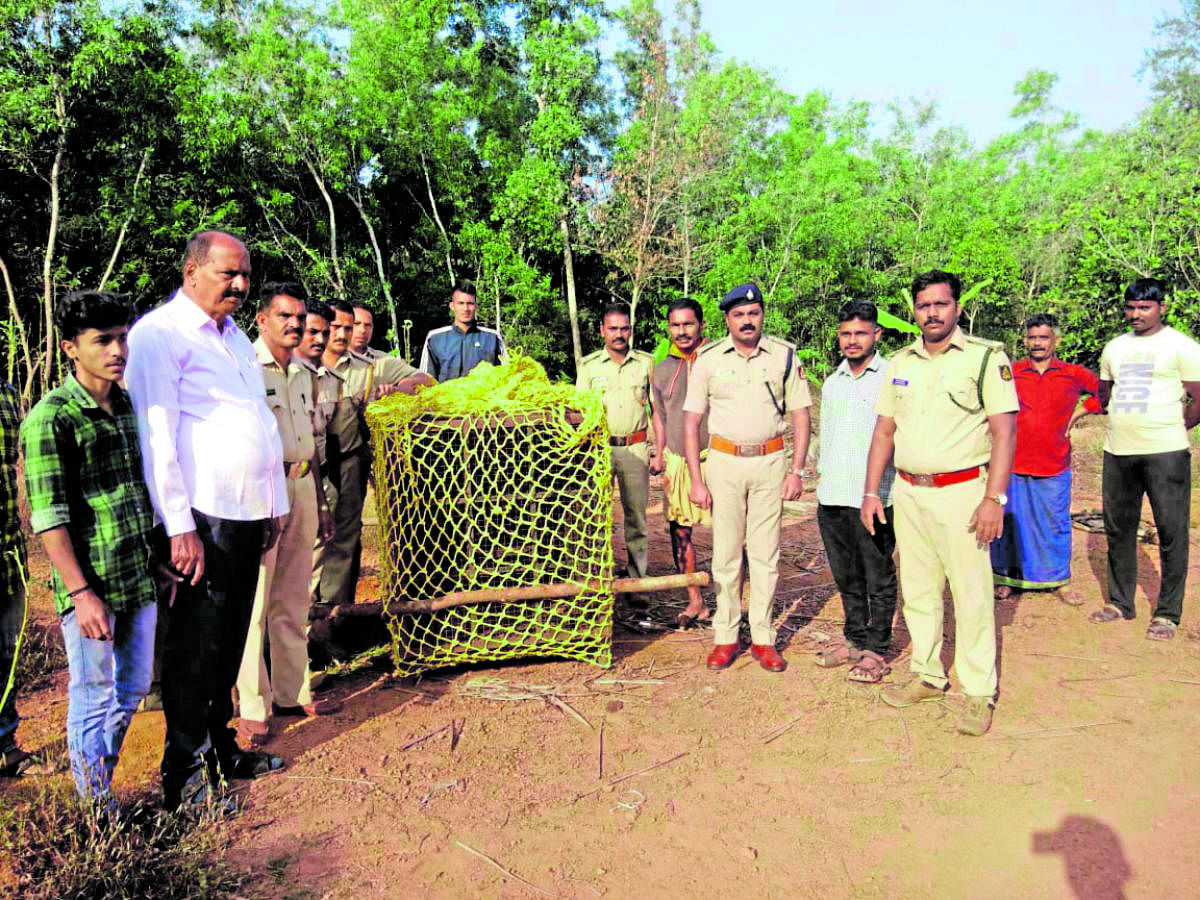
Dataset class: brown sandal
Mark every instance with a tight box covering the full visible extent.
[1088,603,1126,624]
[814,638,861,668]
[847,650,889,684]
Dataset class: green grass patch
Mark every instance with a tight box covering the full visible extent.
[0,784,243,899]
[13,621,67,692]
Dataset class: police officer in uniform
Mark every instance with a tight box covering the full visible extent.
[861,269,1017,736]
[684,283,811,672]
[237,284,339,745]
[312,300,430,609]
[576,303,655,586]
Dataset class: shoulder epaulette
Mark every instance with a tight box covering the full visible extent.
[764,335,797,352]
[632,349,654,363]
[696,337,729,357]
[296,358,319,374]
[580,349,605,364]
[964,334,1005,351]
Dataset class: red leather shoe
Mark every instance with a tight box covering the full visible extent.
[751,644,787,672]
[707,642,740,670]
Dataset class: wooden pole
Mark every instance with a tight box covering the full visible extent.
[329,571,711,620]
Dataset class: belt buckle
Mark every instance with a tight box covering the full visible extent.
[912,473,935,487]
[739,444,762,457]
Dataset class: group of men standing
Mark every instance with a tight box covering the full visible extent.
[0,239,1195,807]
[0,231,509,810]
[584,271,1200,739]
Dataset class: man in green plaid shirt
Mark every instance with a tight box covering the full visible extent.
[0,379,28,777]
[21,290,157,804]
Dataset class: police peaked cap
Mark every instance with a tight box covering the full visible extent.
[720,282,764,312]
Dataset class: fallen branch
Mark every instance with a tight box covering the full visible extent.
[546,695,593,730]
[995,719,1129,739]
[573,751,690,802]
[455,840,550,896]
[760,714,804,745]
[1024,652,1104,662]
[399,723,451,751]
[283,774,374,787]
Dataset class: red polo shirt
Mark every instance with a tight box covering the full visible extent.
[1013,358,1103,476]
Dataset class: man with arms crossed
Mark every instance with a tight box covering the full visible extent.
[991,314,1101,605]
[685,283,810,673]
[650,297,711,627]
[126,231,288,810]
[814,301,897,684]
[861,270,1017,736]
[1088,279,1200,640]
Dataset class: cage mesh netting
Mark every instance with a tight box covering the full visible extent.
[365,354,615,676]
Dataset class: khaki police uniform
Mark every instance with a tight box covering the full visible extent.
[576,348,654,579]
[312,349,418,607]
[237,339,322,722]
[876,327,1018,698]
[684,335,811,645]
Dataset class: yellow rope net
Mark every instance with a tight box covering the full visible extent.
[365,354,615,676]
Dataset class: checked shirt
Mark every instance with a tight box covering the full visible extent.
[21,376,155,616]
[0,382,24,603]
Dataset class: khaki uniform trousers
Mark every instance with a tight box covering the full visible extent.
[612,443,650,579]
[311,450,367,607]
[892,474,997,698]
[237,475,318,722]
[707,450,785,645]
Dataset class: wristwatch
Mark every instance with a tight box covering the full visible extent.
[788,467,807,479]
[987,492,1008,506]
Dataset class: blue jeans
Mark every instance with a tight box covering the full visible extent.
[60,601,157,800]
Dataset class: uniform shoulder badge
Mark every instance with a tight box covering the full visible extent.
[999,364,1013,381]
[964,334,1004,351]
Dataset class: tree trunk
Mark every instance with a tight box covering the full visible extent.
[0,252,33,402]
[300,153,345,299]
[420,151,455,287]
[98,148,151,290]
[560,216,583,372]
[42,88,67,394]
[350,187,400,349]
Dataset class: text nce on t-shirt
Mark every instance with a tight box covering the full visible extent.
[1100,326,1200,455]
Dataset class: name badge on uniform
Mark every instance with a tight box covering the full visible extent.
[892,378,908,386]
[266,388,277,396]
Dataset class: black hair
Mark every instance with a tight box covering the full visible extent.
[1024,312,1059,331]
[910,269,961,303]
[836,300,878,324]
[602,302,631,322]
[259,281,307,313]
[327,299,355,318]
[667,297,704,322]
[56,290,135,342]
[453,280,477,297]
[1124,278,1167,305]
[352,303,375,319]
[307,303,335,323]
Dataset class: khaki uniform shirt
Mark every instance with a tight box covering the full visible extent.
[328,350,419,455]
[684,335,812,445]
[301,359,342,466]
[576,349,654,437]
[254,338,315,465]
[875,327,1019,474]
[357,346,390,362]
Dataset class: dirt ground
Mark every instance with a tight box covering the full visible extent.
[4,417,1200,898]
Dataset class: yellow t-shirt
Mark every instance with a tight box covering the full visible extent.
[1100,326,1200,455]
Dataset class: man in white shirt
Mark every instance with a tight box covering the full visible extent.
[1089,278,1200,640]
[126,231,289,812]
[814,301,897,683]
